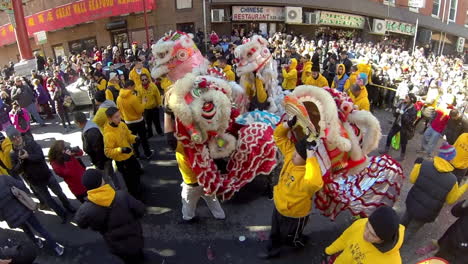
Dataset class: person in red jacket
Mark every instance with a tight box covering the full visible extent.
[48,140,87,203]
[418,108,459,157]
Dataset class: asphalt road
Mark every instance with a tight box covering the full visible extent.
[0,108,466,264]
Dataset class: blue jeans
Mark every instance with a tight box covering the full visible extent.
[20,214,58,250]
[422,126,441,155]
[30,176,73,219]
[25,102,44,125]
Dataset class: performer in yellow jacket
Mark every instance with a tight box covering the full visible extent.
[451,132,468,183]
[136,74,163,137]
[324,206,405,264]
[103,107,142,199]
[117,80,152,159]
[93,90,117,132]
[259,116,324,259]
[282,58,298,90]
[105,72,121,103]
[350,84,370,111]
[129,59,151,88]
[300,55,312,84]
[219,58,235,81]
[0,134,13,175]
[304,65,329,88]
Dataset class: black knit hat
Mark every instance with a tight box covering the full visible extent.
[368,206,399,242]
[105,107,119,118]
[82,169,103,190]
[295,137,308,161]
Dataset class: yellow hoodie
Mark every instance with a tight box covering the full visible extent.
[223,65,236,81]
[160,76,173,94]
[344,72,358,92]
[87,184,116,207]
[136,82,162,110]
[451,133,468,170]
[301,61,312,84]
[357,63,373,85]
[96,78,107,91]
[105,82,121,102]
[243,76,268,103]
[332,64,347,89]
[304,72,329,88]
[326,219,405,264]
[273,123,324,218]
[175,142,198,184]
[129,67,151,88]
[410,156,468,204]
[282,58,298,90]
[351,90,370,111]
[117,89,144,122]
[103,121,137,161]
[0,138,13,175]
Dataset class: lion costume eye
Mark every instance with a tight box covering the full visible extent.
[177,49,189,61]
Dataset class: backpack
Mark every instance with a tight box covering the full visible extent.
[16,109,30,133]
[107,86,119,103]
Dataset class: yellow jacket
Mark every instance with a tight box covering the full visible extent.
[451,133,468,170]
[282,58,298,90]
[87,184,116,207]
[351,91,370,111]
[103,121,137,161]
[304,73,329,88]
[223,65,236,81]
[326,219,404,264]
[301,61,312,84]
[175,142,198,184]
[0,138,13,175]
[105,82,121,102]
[116,89,144,122]
[410,157,468,204]
[344,72,358,92]
[244,77,268,103]
[160,77,173,94]
[96,78,107,91]
[136,82,162,109]
[357,63,373,84]
[273,124,324,218]
[129,67,151,88]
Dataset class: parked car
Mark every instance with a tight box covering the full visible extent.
[66,78,92,106]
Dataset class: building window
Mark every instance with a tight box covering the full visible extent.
[448,0,458,22]
[432,0,440,17]
[409,7,419,13]
[176,0,192,10]
[383,0,396,6]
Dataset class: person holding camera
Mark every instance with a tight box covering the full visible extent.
[7,126,75,224]
[48,140,87,203]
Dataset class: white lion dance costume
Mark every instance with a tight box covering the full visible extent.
[151,31,277,214]
[284,85,404,219]
[234,35,284,114]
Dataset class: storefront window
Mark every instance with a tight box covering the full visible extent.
[383,0,396,6]
[432,0,441,17]
[68,37,97,55]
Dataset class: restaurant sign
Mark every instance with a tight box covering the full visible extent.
[232,6,285,21]
[0,0,155,47]
[318,11,365,29]
[385,19,416,36]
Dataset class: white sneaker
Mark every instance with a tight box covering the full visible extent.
[54,243,65,256]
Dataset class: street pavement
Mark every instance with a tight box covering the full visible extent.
[0,108,466,264]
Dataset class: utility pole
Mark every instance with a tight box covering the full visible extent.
[12,0,33,60]
[143,0,150,48]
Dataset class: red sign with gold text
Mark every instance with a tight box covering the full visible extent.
[0,0,155,46]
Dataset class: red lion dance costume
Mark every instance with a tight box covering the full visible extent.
[284,85,404,219]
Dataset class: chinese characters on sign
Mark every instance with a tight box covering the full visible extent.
[0,0,155,46]
[318,11,365,29]
[232,6,285,21]
[385,19,416,35]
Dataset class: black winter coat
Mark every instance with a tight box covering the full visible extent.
[10,139,51,186]
[82,127,108,170]
[438,200,468,260]
[0,175,33,228]
[394,103,417,139]
[74,191,146,256]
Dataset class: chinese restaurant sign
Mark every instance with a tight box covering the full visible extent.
[385,19,416,35]
[318,11,365,29]
[0,0,155,46]
[232,6,285,21]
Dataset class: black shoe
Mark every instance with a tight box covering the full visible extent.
[178,217,199,224]
[257,248,281,259]
[39,203,50,211]
[66,205,76,214]
[60,214,70,224]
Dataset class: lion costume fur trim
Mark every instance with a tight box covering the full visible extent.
[347,110,382,155]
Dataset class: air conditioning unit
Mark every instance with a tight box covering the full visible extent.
[304,12,319,25]
[211,9,225,23]
[285,6,302,24]
[372,19,386,35]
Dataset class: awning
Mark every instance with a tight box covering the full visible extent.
[0,0,155,47]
